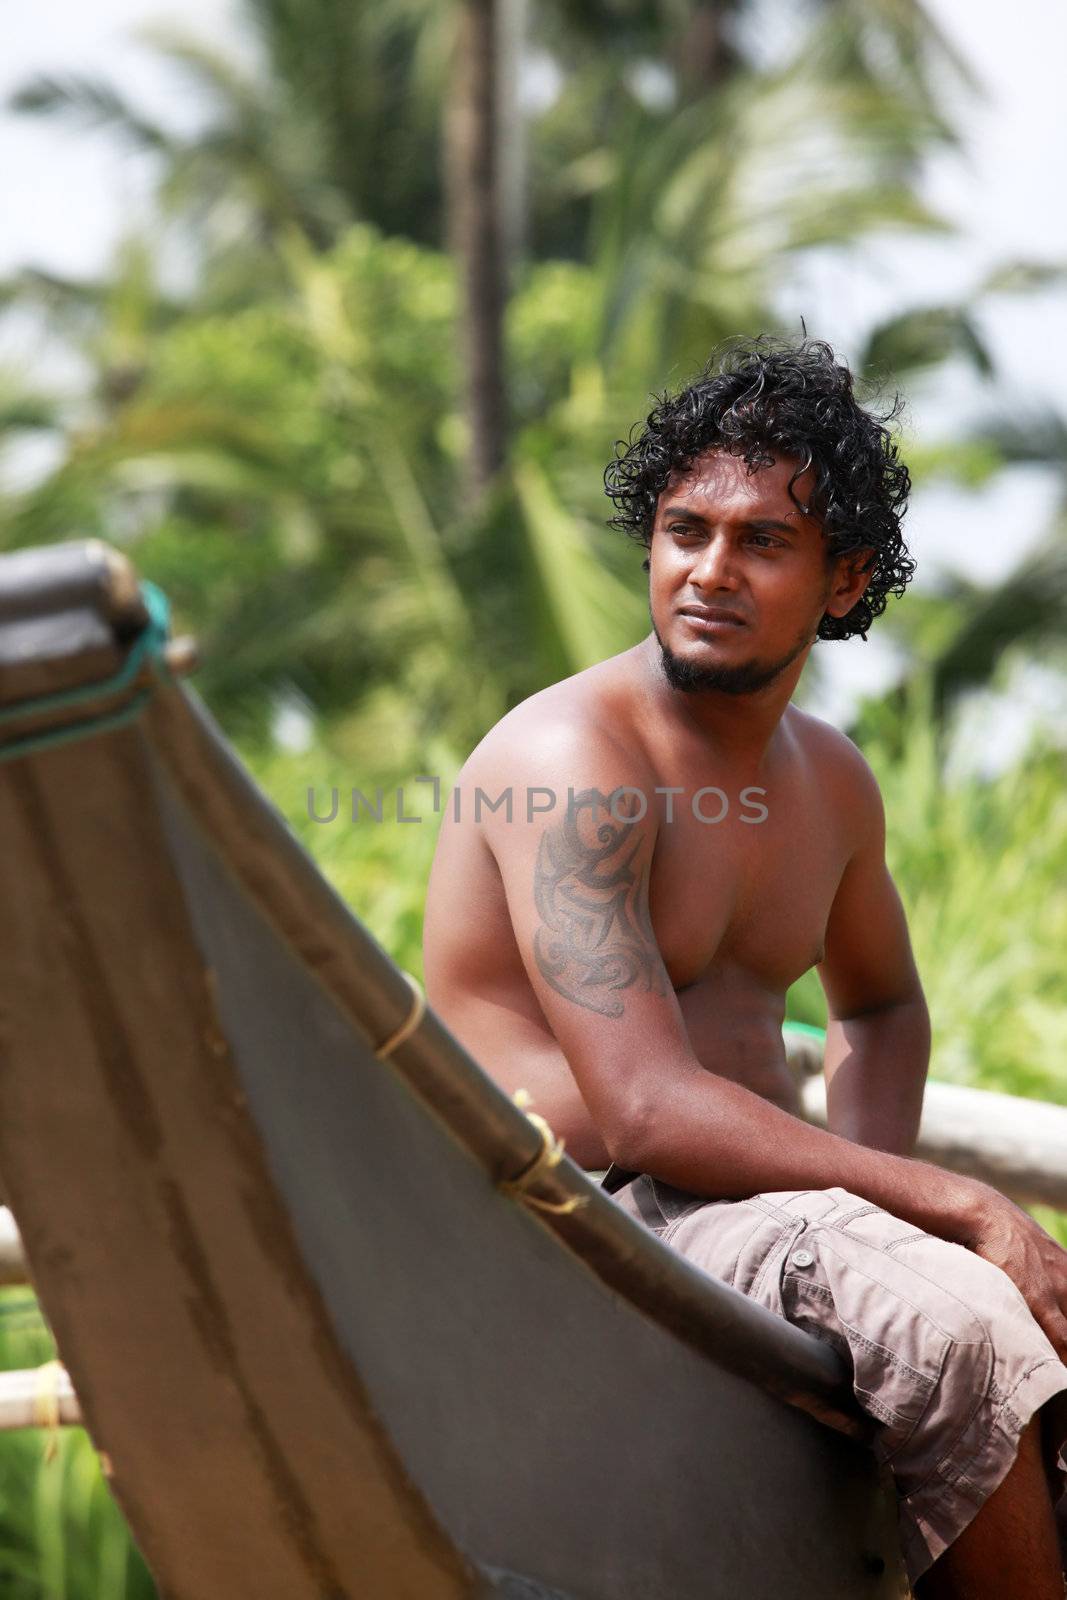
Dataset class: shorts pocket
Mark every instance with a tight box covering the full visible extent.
[783,1235,952,1461]
[665,1201,795,1312]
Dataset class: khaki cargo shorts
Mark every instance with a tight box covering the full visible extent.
[606,1171,1067,1585]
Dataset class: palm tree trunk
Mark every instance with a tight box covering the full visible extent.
[497,0,528,283]
[445,0,508,505]
[675,2,735,97]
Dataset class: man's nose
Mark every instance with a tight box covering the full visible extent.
[691,533,740,591]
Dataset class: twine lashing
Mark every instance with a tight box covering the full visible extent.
[501,1090,588,1215]
[374,972,426,1059]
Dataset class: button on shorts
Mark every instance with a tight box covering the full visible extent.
[608,1173,1067,1585]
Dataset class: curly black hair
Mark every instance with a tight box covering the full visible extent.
[603,336,914,641]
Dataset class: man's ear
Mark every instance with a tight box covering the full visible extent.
[824,549,874,619]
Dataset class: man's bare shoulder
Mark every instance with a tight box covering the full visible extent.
[784,702,885,837]
[461,651,650,788]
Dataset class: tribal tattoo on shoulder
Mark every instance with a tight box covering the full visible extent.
[533,788,668,1018]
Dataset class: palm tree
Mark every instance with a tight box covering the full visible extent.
[445,0,508,504]
[8,0,972,500]
[1,0,1005,747]
[8,0,968,280]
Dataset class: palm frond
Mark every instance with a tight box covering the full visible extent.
[7,73,173,153]
[515,460,647,677]
[930,524,1067,711]
[974,412,1067,472]
[135,26,267,119]
[859,305,994,383]
[0,387,59,435]
[980,260,1067,296]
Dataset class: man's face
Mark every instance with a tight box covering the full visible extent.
[647,449,866,695]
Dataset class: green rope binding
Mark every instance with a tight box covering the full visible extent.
[0,579,171,765]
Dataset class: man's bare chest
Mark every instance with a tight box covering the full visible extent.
[647,791,849,993]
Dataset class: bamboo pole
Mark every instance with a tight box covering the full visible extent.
[799,1075,1067,1211]
[0,1363,82,1431]
[782,1036,1067,1211]
[0,1206,26,1285]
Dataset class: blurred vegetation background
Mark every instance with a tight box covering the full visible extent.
[0,0,1065,1592]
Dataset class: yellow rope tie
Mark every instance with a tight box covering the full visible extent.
[33,1360,66,1463]
[500,1090,588,1216]
[374,971,426,1060]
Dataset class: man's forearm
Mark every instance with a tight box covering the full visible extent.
[616,1057,986,1247]
[822,995,931,1156]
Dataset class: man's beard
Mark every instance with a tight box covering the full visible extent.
[652,622,812,696]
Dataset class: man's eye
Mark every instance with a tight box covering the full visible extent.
[748,533,781,549]
[669,525,699,538]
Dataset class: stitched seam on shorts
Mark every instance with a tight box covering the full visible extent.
[993,1360,1067,1441]
[882,1368,943,1464]
[989,1358,1065,1413]
[916,1363,1063,1510]
[828,1202,883,1230]
[939,1356,1067,1500]
[827,1204,932,1255]
[840,1321,938,1388]
[812,1229,994,1345]
[897,1339,997,1500]
[747,1195,797,1225]
[883,1231,930,1254]
[857,1391,899,1427]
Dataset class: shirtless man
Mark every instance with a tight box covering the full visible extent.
[423,338,1067,1597]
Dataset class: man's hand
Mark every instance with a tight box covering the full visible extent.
[959,1183,1067,1362]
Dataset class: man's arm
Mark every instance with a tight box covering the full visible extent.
[476,724,1067,1360]
[475,726,693,1159]
[817,758,930,1155]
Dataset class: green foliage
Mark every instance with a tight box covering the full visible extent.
[790,693,1067,1107]
[0,231,665,751]
[246,737,447,977]
[1030,1207,1067,1252]
[874,723,1067,1105]
[860,305,993,382]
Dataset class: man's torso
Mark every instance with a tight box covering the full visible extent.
[423,646,864,1168]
